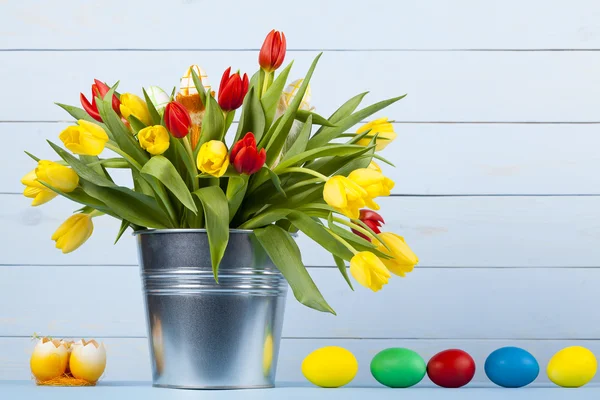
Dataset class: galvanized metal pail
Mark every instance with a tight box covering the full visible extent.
[134,229,288,389]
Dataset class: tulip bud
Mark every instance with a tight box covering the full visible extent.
[22,161,79,206]
[356,117,397,151]
[138,125,171,155]
[52,213,94,254]
[164,101,192,139]
[119,93,152,126]
[323,176,370,219]
[349,251,391,292]
[59,120,109,156]
[375,232,419,277]
[259,29,286,72]
[80,79,121,122]
[230,132,266,175]
[197,140,230,178]
[352,209,385,241]
[218,67,249,112]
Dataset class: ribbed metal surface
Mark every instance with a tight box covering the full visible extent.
[135,230,288,389]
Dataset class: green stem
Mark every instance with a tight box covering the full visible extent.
[261,70,273,97]
[332,217,377,241]
[325,228,358,255]
[277,167,328,182]
[88,209,104,218]
[182,136,199,191]
[106,142,143,170]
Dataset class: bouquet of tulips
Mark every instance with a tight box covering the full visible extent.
[21,30,418,313]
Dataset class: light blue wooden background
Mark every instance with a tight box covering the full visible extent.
[1,0,599,387]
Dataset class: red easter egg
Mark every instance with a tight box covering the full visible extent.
[427,349,476,388]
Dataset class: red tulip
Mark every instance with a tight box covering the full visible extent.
[352,209,385,241]
[218,67,249,112]
[164,101,192,139]
[80,79,120,122]
[259,29,286,72]
[230,132,266,175]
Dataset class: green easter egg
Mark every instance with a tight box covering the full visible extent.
[370,348,426,388]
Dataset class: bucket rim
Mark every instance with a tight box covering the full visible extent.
[133,228,254,236]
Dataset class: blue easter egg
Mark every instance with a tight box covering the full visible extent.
[485,347,539,388]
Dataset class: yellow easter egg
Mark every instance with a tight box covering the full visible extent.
[547,346,597,387]
[30,338,69,381]
[302,346,358,388]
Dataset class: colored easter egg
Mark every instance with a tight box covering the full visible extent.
[547,346,597,388]
[302,346,358,388]
[484,347,539,388]
[370,348,426,388]
[427,349,476,388]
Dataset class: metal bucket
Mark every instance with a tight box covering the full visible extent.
[134,229,288,389]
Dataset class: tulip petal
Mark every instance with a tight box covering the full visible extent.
[31,190,57,206]
[350,257,371,289]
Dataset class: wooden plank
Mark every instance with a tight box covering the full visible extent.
[4,194,600,267]
[1,0,599,49]
[8,122,600,195]
[1,265,599,339]
[2,337,600,385]
[2,52,600,122]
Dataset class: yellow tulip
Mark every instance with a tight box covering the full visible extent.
[368,160,381,173]
[375,232,419,277]
[59,119,109,156]
[348,168,394,209]
[120,93,152,126]
[356,117,397,151]
[197,140,230,177]
[22,161,79,206]
[323,175,369,219]
[51,213,94,254]
[349,251,391,292]
[138,125,170,155]
[21,170,58,206]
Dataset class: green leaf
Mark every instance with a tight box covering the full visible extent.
[191,67,207,107]
[333,255,354,290]
[142,88,162,125]
[296,110,335,127]
[235,86,266,143]
[80,180,171,228]
[47,140,171,228]
[286,211,354,261]
[307,94,406,149]
[39,183,115,217]
[282,115,312,161]
[224,109,236,134]
[274,144,369,173]
[266,168,286,198]
[326,92,368,125]
[265,54,322,167]
[128,115,147,134]
[96,89,149,165]
[197,95,225,153]
[254,225,335,314]
[261,62,293,128]
[115,220,130,244]
[226,174,248,222]
[140,155,197,214]
[55,103,108,130]
[193,187,230,280]
[24,151,40,162]
[238,208,293,229]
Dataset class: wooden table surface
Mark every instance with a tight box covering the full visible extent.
[2,381,600,399]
